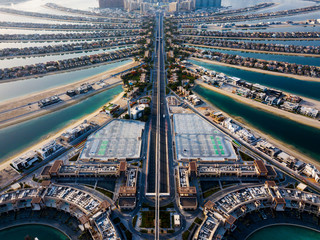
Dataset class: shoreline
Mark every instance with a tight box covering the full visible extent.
[0,36,131,43]
[0,11,134,25]
[182,35,320,41]
[0,59,138,128]
[0,44,134,60]
[193,89,320,168]
[0,26,137,32]
[197,81,320,130]
[0,89,125,172]
[188,44,320,58]
[0,58,135,105]
[0,57,133,84]
[245,223,320,240]
[0,81,122,130]
[190,57,320,83]
[0,222,72,240]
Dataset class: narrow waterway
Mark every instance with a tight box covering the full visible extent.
[214,39,320,47]
[193,85,320,161]
[194,46,320,66]
[0,59,132,102]
[0,45,129,68]
[189,59,320,101]
[0,85,122,162]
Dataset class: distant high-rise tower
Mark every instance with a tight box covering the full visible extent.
[99,0,124,8]
[195,0,221,9]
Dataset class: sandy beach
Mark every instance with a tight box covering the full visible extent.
[0,90,125,172]
[0,44,135,60]
[0,57,134,84]
[183,35,320,41]
[188,44,320,58]
[194,92,320,169]
[0,59,139,171]
[0,59,136,109]
[197,81,320,130]
[191,57,320,83]
[0,59,138,128]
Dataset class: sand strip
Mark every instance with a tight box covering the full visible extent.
[188,44,320,58]
[197,81,320,130]
[190,57,320,83]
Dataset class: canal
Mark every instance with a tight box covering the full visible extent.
[189,59,320,101]
[193,46,320,66]
[0,45,130,69]
[0,59,132,102]
[193,85,320,161]
[0,85,122,162]
[0,224,70,240]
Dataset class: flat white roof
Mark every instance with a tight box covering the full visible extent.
[173,114,237,161]
[80,119,145,161]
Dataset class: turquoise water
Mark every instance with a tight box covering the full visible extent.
[0,59,131,102]
[193,85,320,161]
[0,224,69,240]
[195,46,320,66]
[189,59,320,101]
[0,85,122,162]
[220,39,320,47]
[248,225,320,240]
[0,39,97,49]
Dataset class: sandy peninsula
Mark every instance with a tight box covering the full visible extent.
[0,90,126,172]
[197,81,320,130]
[190,57,320,83]
[194,92,320,169]
[183,35,320,41]
[188,44,320,58]
[0,59,138,129]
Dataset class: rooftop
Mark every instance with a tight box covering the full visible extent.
[173,114,237,161]
[80,119,145,161]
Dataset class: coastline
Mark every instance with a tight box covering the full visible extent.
[190,57,320,83]
[0,57,134,84]
[197,81,320,130]
[182,35,320,41]
[0,81,122,129]
[0,44,134,60]
[0,36,128,43]
[0,90,125,172]
[0,223,72,240]
[193,89,320,168]
[188,44,320,58]
[0,26,138,32]
[245,223,320,240]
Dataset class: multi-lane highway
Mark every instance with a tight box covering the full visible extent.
[144,11,170,239]
[147,12,169,196]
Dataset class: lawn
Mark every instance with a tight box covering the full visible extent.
[160,211,171,228]
[140,211,155,228]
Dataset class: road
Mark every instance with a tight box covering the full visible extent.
[146,12,169,195]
